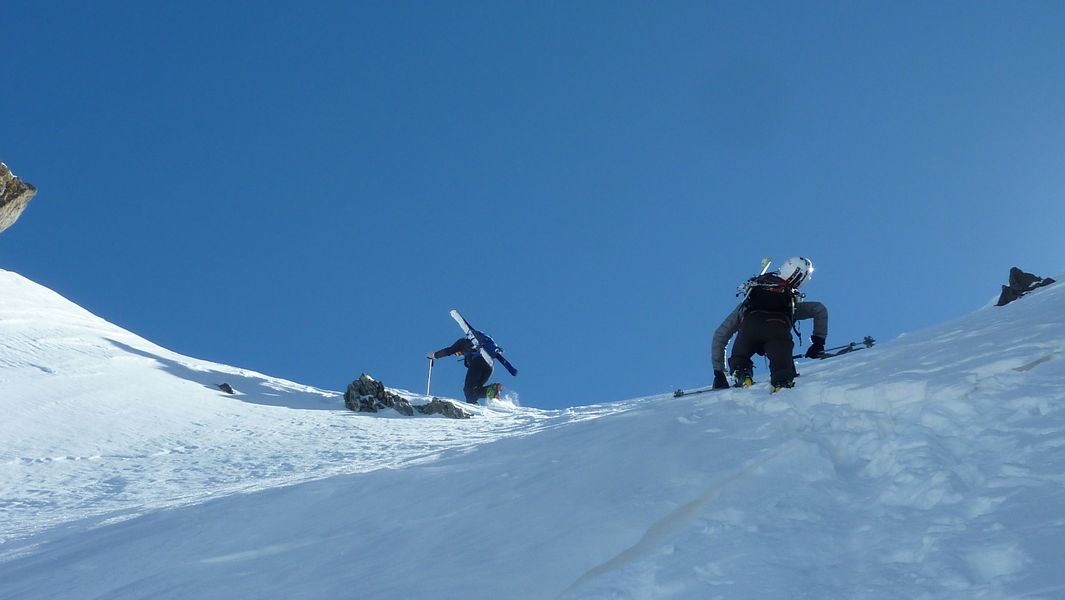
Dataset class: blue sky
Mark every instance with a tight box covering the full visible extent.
[3,1,1063,408]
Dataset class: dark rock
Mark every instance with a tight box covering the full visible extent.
[995,267,1056,306]
[1008,267,1043,291]
[343,374,471,419]
[0,162,38,235]
[416,398,472,419]
[344,374,414,416]
[218,383,236,394]
[995,285,1021,307]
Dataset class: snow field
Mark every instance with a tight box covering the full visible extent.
[2,268,1065,598]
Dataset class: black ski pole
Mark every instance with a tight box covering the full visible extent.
[794,336,875,360]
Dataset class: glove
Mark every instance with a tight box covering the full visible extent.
[805,336,826,359]
[712,370,730,389]
[426,352,436,360]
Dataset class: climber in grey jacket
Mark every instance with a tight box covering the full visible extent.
[710,257,829,389]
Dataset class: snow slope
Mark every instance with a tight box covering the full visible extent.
[0,269,593,545]
[2,268,1065,599]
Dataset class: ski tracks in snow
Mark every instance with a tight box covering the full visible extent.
[561,442,797,597]
[562,339,1065,598]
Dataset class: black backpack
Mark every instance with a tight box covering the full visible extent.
[742,274,800,316]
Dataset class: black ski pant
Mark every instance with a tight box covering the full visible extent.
[728,311,796,387]
[464,355,494,404]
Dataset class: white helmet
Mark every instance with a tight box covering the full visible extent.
[778,256,813,288]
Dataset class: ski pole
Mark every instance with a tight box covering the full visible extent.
[793,336,876,360]
[426,358,434,397]
[822,337,876,352]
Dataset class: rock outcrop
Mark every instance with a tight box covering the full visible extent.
[345,374,415,415]
[995,267,1056,307]
[417,398,474,419]
[344,374,471,419]
[0,162,38,235]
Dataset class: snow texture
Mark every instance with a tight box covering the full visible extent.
[2,267,1065,599]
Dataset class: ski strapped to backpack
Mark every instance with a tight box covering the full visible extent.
[735,257,774,296]
[449,309,519,376]
[793,336,876,360]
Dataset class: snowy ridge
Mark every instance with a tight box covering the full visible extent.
[2,269,1065,599]
[0,269,585,547]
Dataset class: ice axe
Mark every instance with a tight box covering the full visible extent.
[426,357,434,397]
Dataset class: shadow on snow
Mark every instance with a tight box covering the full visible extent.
[104,338,343,411]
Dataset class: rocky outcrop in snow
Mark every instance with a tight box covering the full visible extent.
[345,374,415,415]
[0,162,38,235]
[995,267,1055,306]
[344,374,471,419]
[416,397,473,419]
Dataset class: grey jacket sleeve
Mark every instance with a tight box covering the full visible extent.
[711,304,744,372]
[794,301,828,340]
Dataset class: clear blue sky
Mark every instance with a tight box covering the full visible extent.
[3,1,1063,408]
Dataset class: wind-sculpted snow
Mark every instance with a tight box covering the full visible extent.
[0,269,585,546]
[1,268,1064,599]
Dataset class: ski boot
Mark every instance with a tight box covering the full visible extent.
[485,383,503,400]
[771,381,795,394]
[731,369,754,388]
